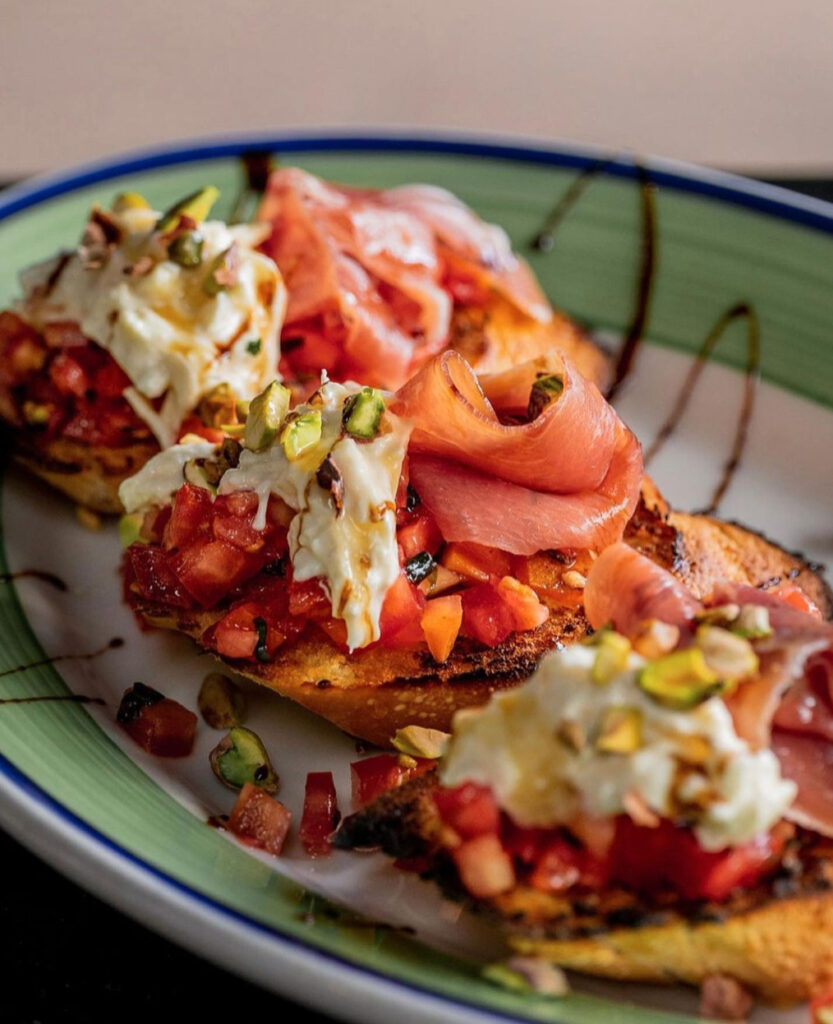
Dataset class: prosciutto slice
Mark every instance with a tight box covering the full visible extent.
[258,168,552,388]
[393,353,642,555]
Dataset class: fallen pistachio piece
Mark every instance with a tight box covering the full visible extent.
[637,648,723,710]
[696,625,759,682]
[202,242,240,296]
[733,604,773,639]
[281,410,322,462]
[591,631,631,685]
[392,725,450,759]
[631,619,680,659]
[482,959,568,997]
[198,672,246,730]
[245,380,290,452]
[167,229,204,268]
[112,191,151,212]
[695,603,740,627]
[209,727,278,793]
[157,185,220,233]
[184,459,218,494]
[118,512,145,549]
[199,382,238,428]
[342,387,385,439]
[595,706,643,754]
[527,373,564,420]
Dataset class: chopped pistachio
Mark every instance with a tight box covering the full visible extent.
[112,191,151,212]
[75,506,102,531]
[591,631,631,685]
[157,185,220,233]
[198,382,238,429]
[220,423,246,439]
[202,243,240,296]
[632,619,680,659]
[22,400,52,427]
[244,380,290,452]
[209,727,278,793]
[397,753,418,770]
[118,512,145,549]
[637,648,723,710]
[673,733,713,766]
[281,410,322,462]
[595,706,643,754]
[695,625,759,682]
[392,725,450,759]
[482,959,568,998]
[556,719,586,753]
[733,604,773,639]
[236,398,251,420]
[316,454,344,514]
[527,373,564,420]
[563,569,587,589]
[419,564,462,597]
[695,603,740,626]
[342,387,386,439]
[184,459,217,494]
[246,338,262,355]
[167,230,204,268]
[198,672,246,730]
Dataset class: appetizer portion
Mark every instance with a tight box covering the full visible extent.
[118,350,827,746]
[120,350,641,742]
[337,545,833,1006]
[258,168,610,393]
[0,189,286,512]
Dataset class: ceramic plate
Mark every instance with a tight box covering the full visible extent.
[0,134,831,1024]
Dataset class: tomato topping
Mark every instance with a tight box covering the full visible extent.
[420,594,463,663]
[211,601,285,661]
[350,754,433,808]
[228,782,292,856]
[299,771,340,857]
[433,782,500,839]
[125,544,194,608]
[376,573,426,645]
[164,483,213,550]
[173,540,259,607]
[460,583,515,646]
[769,582,823,619]
[441,542,513,583]
[117,684,197,758]
[397,510,443,562]
[288,577,332,619]
[494,576,549,631]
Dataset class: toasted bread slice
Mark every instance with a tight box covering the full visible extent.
[129,495,831,746]
[336,772,833,1006]
[9,431,159,516]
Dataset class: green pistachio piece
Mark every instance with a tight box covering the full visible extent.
[118,512,145,549]
[209,726,278,793]
[198,382,238,429]
[694,603,740,626]
[281,410,322,462]
[591,631,631,685]
[244,380,291,452]
[733,604,773,639]
[184,459,217,494]
[246,338,262,356]
[595,706,643,754]
[527,373,564,420]
[342,387,386,439]
[112,191,151,212]
[695,624,759,681]
[202,243,240,296]
[556,719,586,753]
[637,648,723,710]
[482,959,568,997]
[198,672,246,730]
[167,230,204,268]
[157,185,220,233]
[392,725,450,759]
[631,619,680,659]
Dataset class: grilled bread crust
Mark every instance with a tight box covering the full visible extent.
[336,772,833,1006]
[129,494,831,747]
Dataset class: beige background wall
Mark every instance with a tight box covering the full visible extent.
[3,0,832,177]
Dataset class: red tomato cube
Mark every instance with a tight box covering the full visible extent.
[299,771,340,857]
[228,782,292,856]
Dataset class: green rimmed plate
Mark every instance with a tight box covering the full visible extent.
[0,134,831,1024]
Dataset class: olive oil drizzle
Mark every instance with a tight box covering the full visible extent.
[0,636,124,681]
[529,159,658,400]
[644,302,761,513]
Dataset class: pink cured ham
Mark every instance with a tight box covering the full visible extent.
[258,168,552,388]
[393,353,643,556]
[583,543,702,634]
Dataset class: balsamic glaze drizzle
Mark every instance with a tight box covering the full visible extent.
[644,302,761,513]
[0,693,104,707]
[229,151,276,225]
[530,158,613,252]
[0,569,67,592]
[0,636,123,681]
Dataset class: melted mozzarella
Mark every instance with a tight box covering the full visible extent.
[17,206,286,448]
[119,440,217,512]
[441,645,796,851]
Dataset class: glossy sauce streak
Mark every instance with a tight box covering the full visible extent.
[0,636,124,680]
[0,568,68,592]
[529,159,658,400]
[644,302,761,513]
[0,693,104,707]
[230,151,276,224]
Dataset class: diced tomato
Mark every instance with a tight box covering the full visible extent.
[125,544,193,608]
[173,540,259,607]
[350,753,433,808]
[460,583,515,646]
[211,601,285,661]
[316,617,349,649]
[452,834,515,898]
[433,782,500,839]
[228,782,292,856]
[164,483,213,551]
[378,573,425,644]
[120,698,197,757]
[495,576,549,631]
[420,594,463,662]
[91,359,131,398]
[299,771,340,857]
[769,582,823,620]
[217,491,261,519]
[441,542,512,583]
[42,320,88,348]
[288,577,331,619]
[397,510,443,562]
[212,515,265,553]
[529,835,610,893]
[49,351,89,397]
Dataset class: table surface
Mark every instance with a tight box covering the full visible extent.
[3,173,831,1024]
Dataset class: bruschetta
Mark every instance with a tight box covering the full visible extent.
[336,545,833,1007]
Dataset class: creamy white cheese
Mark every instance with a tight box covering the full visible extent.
[219,380,410,651]
[17,204,286,448]
[441,645,796,851]
[119,440,218,512]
